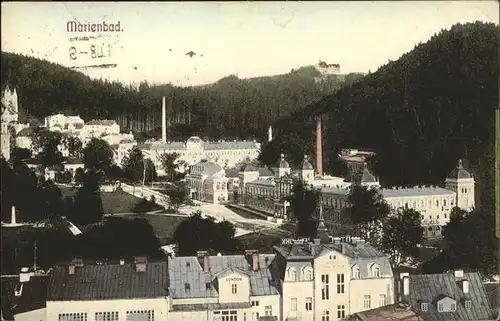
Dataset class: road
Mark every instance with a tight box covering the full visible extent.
[121,183,281,237]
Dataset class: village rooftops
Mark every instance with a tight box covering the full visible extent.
[47,259,169,301]
[0,274,49,319]
[16,127,34,137]
[353,303,423,321]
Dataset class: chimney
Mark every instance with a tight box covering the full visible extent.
[197,251,210,273]
[400,272,410,296]
[134,256,148,272]
[68,264,75,275]
[268,125,273,142]
[162,96,167,143]
[11,206,16,225]
[316,117,323,176]
[19,267,31,283]
[454,269,464,278]
[119,258,125,266]
[14,283,23,297]
[245,250,259,271]
[462,279,470,294]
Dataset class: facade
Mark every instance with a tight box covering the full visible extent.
[110,138,138,166]
[186,160,229,204]
[44,114,85,134]
[84,119,120,137]
[139,136,261,172]
[270,235,395,321]
[398,270,495,321]
[339,149,376,180]
[168,251,281,321]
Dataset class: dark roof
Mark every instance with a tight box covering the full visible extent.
[1,275,48,318]
[404,272,494,321]
[484,283,500,311]
[224,168,239,178]
[274,154,289,169]
[73,123,84,129]
[354,303,423,321]
[64,157,84,165]
[299,155,314,170]
[86,120,117,126]
[47,261,169,301]
[447,159,471,180]
[244,164,257,172]
[258,167,273,177]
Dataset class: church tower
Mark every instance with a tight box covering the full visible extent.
[272,154,291,179]
[298,155,315,184]
[445,159,475,211]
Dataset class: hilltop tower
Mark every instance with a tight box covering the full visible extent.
[445,159,475,211]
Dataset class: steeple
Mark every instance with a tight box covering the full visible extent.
[316,202,330,244]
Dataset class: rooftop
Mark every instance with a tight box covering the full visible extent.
[168,254,279,299]
[1,274,48,318]
[404,272,494,321]
[354,303,423,321]
[47,260,169,301]
[86,120,117,126]
[380,186,455,198]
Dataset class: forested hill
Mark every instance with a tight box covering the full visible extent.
[0,52,364,141]
[261,21,498,210]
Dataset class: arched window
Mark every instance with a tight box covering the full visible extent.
[304,268,312,281]
[352,265,360,279]
[370,264,381,278]
[288,268,297,281]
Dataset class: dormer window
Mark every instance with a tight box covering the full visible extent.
[438,303,444,312]
[352,265,360,279]
[370,264,381,278]
[304,269,312,281]
[420,302,428,312]
[465,300,472,310]
[184,282,190,292]
[450,303,456,311]
[288,268,297,281]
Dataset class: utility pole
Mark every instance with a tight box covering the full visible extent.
[33,241,37,272]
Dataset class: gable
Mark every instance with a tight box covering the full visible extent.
[214,267,248,282]
[437,296,456,305]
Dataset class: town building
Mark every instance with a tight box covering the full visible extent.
[168,251,281,321]
[270,227,395,321]
[84,119,120,137]
[186,160,229,204]
[339,149,376,180]
[44,114,85,135]
[1,86,19,126]
[397,270,495,321]
[139,136,261,173]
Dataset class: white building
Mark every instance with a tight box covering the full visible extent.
[44,114,85,134]
[168,251,281,321]
[186,160,229,204]
[1,86,19,126]
[139,136,261,172]
[110,138,138,166]
[85,119,120,137]
[271,232,395,321]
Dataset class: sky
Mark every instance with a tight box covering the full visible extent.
[2,1,498,87]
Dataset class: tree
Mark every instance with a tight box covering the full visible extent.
[82,138,114,172]
[122,147,146,184]
[74,167,85,184]
[33,129,64,168]
[286,179,319,238]
[160,152,186,182]
[173,211,237,256]
[380,208,424,268]
[64,136,83,157]
[347,185,390,241]
[166,181,190,210]
[71,170,104,226]
[10,147,32,164]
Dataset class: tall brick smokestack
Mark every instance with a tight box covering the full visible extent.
[316,117,323,176]
[162,96,167,143]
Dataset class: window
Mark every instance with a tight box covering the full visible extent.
[443,200,447,206]
[213,310,237,321]
[379,294,387,307]
[436,200,439,207]
[371,264,381,277]
[289,269,297,281]
[95,312,119,321]
[58,313,87,321]
[421,303,428,312]
[251,301,259,306]
[438,303,444,312]
[305,269,313,280]
[364,295,371,309]
[450,303,456,311]
[265,306,272,316]
[329,255,336,260]
[251,312,259,321]
[353,266,360,279]
[232,284,238,294]
[337,305,346,319]
[321,310,330,321]
[126,310,155,321]
[337,274,345,293]
[465,300,472,310]
[291,298,297,311]
[321,274,330,300]
[305,297,313,311]
[243,313,246,321]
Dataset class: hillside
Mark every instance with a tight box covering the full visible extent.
[0,53,364,142]
[261,22,498,210]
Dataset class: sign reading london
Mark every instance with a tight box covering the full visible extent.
[66,20,122,69]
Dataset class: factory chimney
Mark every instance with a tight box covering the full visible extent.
[316,117,323,176]
[162,96,167,143]
[268,126,273,142]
